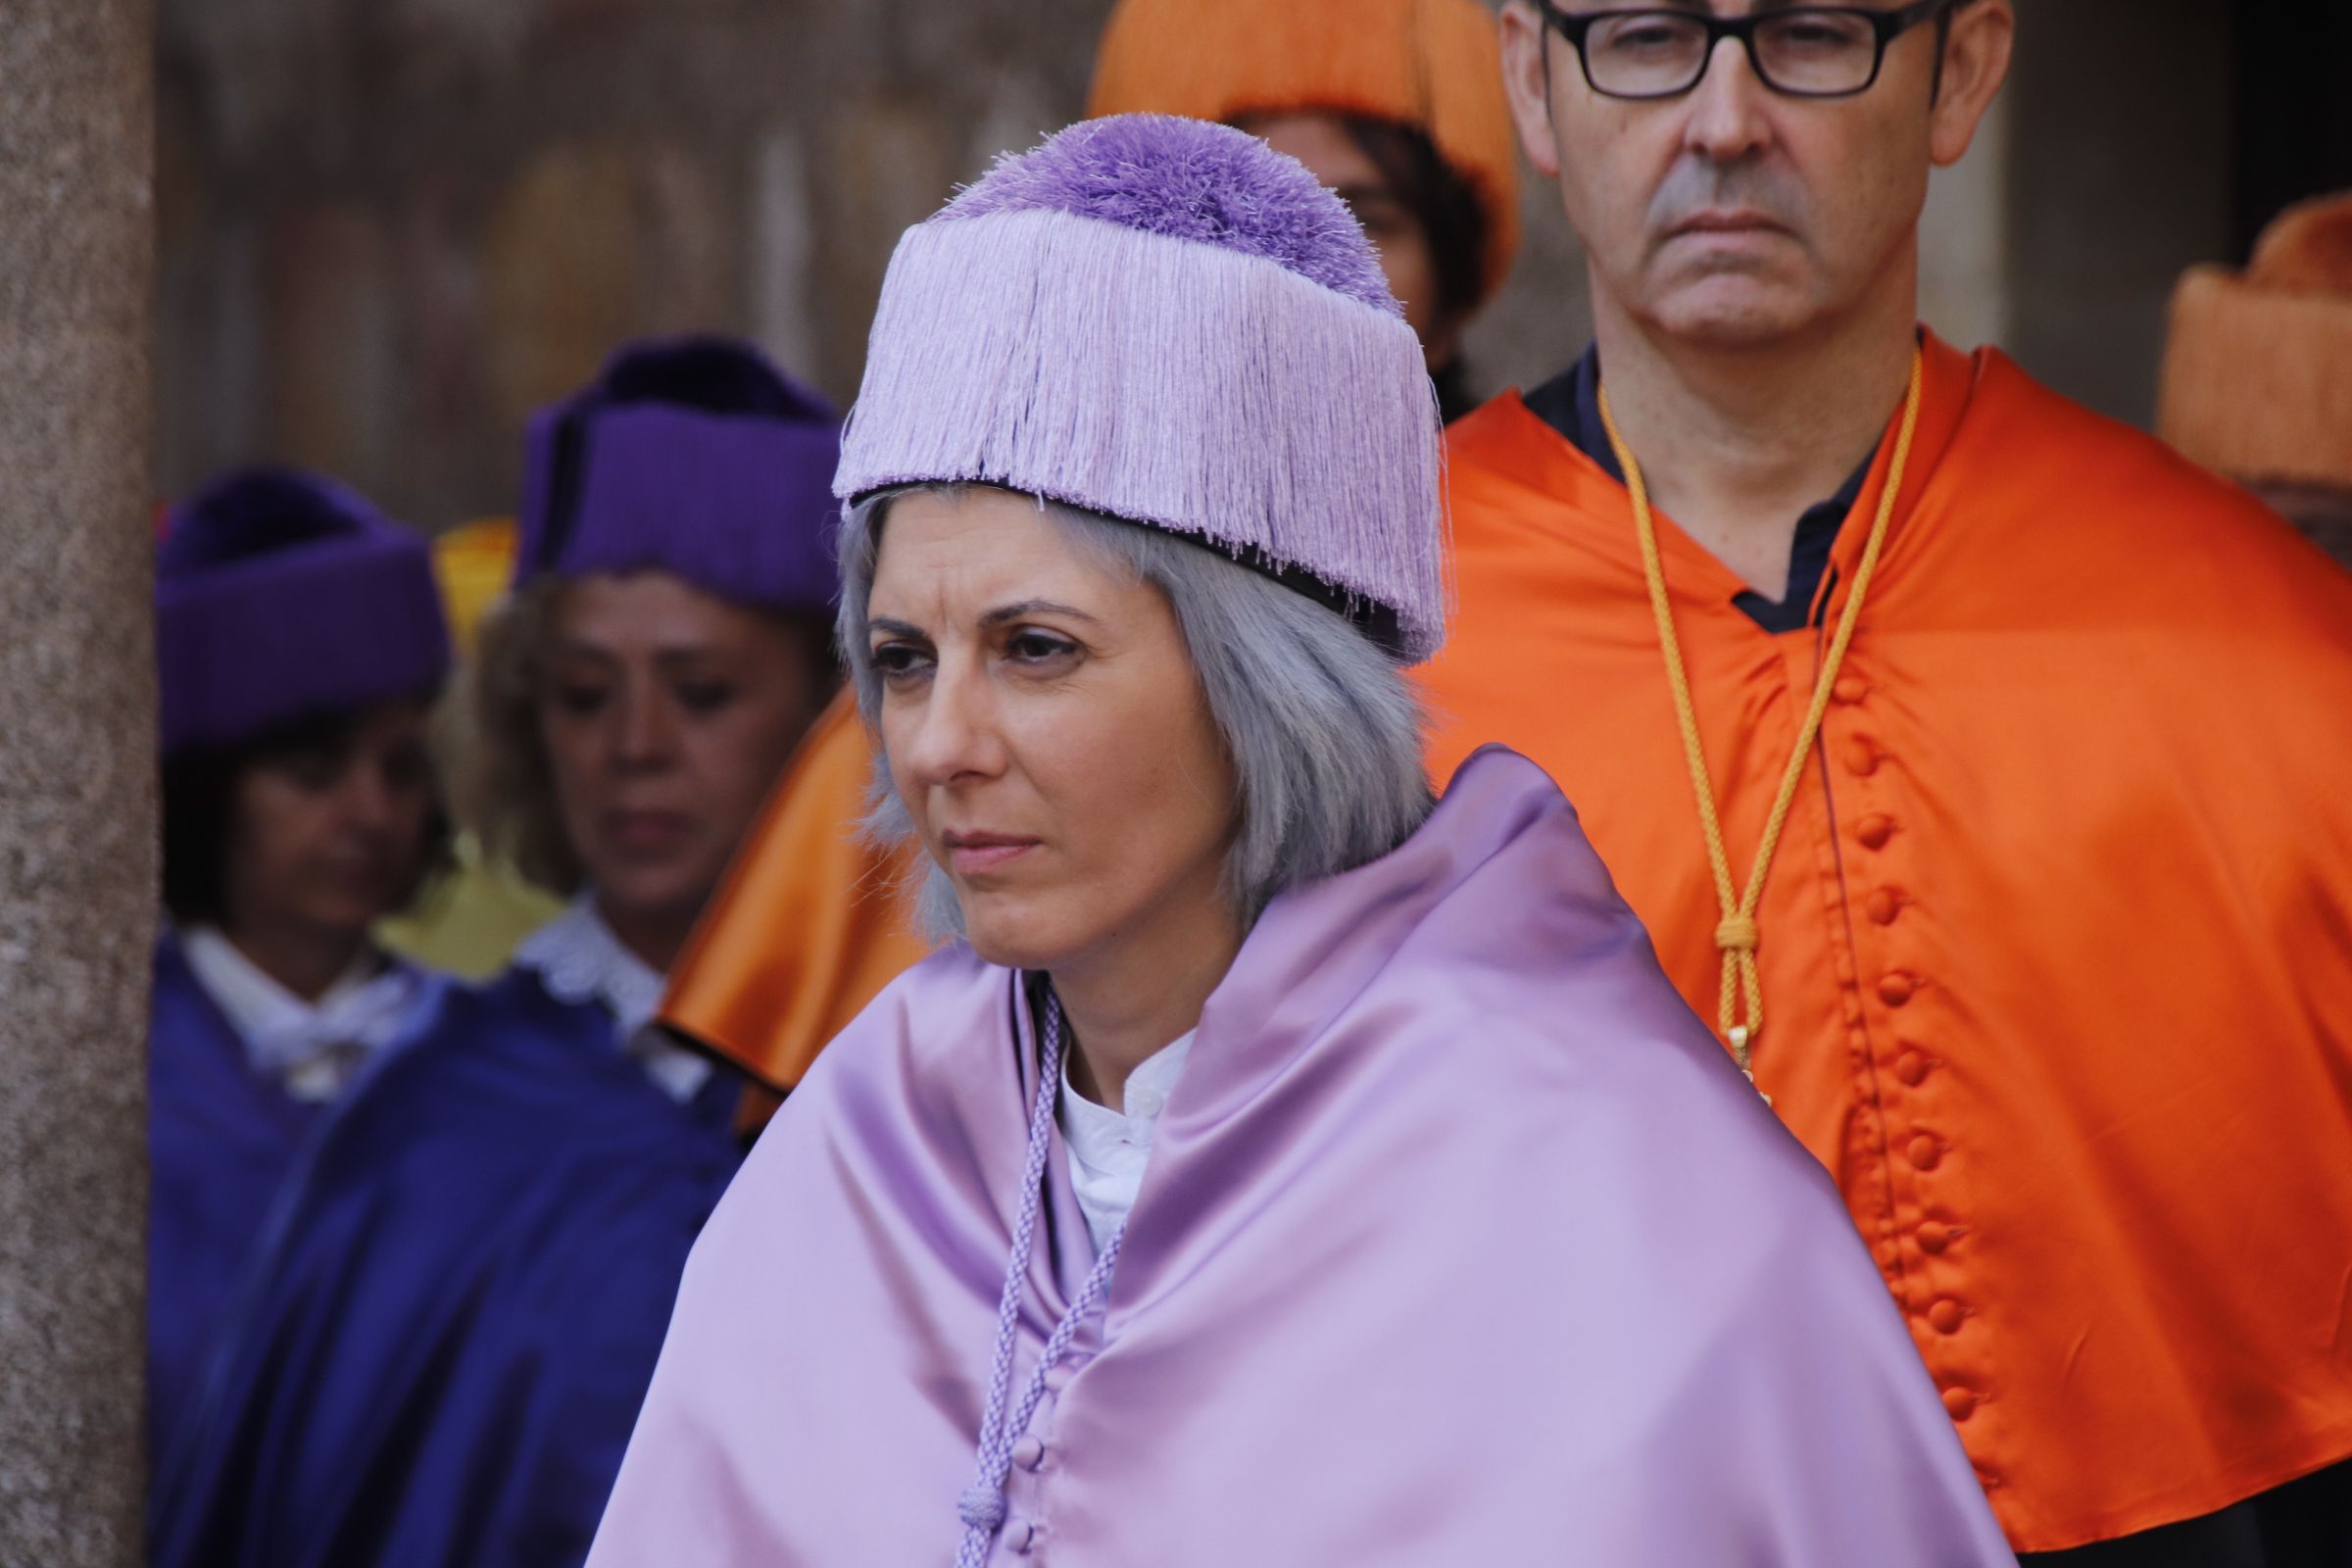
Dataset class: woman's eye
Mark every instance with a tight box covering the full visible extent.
[284,754,345,793]
[554,685,610,716]
[870,642,932,680]
[675,682,736,714]
[1005,630,1079,666]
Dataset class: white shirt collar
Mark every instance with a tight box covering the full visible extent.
[1059,1030,1196,1257]
[512,896,713,1104]
[180,925,424,1102]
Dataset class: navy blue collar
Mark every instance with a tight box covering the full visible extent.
[1522,346,1870,635]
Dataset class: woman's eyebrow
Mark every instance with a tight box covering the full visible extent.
[866,615,928,640]
[980,599,1101,628]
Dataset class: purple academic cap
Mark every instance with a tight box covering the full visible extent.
[156,467,452,758]
[835,115,1446,662]
[516,336,843,613]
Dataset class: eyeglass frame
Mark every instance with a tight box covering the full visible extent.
[1532,0,1975,102]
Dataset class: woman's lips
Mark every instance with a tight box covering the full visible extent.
[602,809,693,854]
[942,832,1040,876]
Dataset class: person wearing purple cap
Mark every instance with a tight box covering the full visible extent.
[585,118,2013,1566]
[152,337,844,1568]
[147,466,455,1465]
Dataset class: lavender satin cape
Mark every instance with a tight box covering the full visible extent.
[588,750,2015,1567]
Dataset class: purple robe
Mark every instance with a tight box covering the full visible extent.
[587,749,2015,1566]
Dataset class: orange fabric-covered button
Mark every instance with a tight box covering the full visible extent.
[1916,1221,1956,1254]
[1895,1050,1932,1087]
[1930,1298,1969,1335]
[1908,1135,1943,1171]
[1942,1387,1979,1422]
[1844,738,1881,776]
[1834,676,1870,705]
[1867,886,1905,924]
[1878,972,1918,1006]
[1856,813,1896,851]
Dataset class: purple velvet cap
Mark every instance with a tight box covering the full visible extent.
[517,336,843,613]
[835,115,1446,662]
[156,468,452,758]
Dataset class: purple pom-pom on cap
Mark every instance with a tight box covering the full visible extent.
[938,114,1399,317]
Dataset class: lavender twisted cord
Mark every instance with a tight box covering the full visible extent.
[953,992,1127,1567]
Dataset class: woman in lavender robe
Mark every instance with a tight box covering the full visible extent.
[585,118,2017,1567]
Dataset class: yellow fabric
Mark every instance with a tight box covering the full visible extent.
[1086,0,1521,303]
[377,834,564,981]
[1599,350,1925,1074]
[431,517,519,659]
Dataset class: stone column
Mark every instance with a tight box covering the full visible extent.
[0,1,157,1563]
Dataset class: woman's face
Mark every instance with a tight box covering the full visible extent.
[537,571,826,963]
[1250,112,1458,370]
[865,488,1239,975]
[221,699,437,948]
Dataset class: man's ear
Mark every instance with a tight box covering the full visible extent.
[1498,1,1564,178]
[1931,0,2015,167]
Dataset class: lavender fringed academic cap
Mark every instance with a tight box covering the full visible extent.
[835,114,1447,662]
[518,336,842,612]
[156,468,451,758]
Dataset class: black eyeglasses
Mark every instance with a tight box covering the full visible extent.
[1536,0,1970,101]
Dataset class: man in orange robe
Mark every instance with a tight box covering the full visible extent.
[1422,2,2352,1560]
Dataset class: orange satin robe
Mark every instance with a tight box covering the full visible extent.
[1419,331,2352,1552]
[660,691,929,1112]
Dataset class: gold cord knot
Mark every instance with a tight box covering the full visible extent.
[1714,914,1760,954]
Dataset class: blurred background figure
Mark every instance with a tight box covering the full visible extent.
[149,467,453,1464]
[1087,0,1520,420]
[153,337,845,1568]
[378,516,565,977]
[2159,190,2352,567]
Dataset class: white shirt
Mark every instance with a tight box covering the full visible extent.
[512,896,713,1104]
[180,925,426,1102]
[1058,1031,1196,1255]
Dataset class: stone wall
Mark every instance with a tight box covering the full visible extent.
[154,0,1594,532]
[154,0,2268,533]
[0,1,156,1562]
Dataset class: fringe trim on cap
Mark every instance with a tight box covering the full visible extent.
[836,208,1447,662]
[2159,266,2352,493]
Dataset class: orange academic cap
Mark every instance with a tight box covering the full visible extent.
[2159,192,2352,493]
[1086,0,1521,307]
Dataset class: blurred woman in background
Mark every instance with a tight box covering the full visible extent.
[154,337,846,1568]
[149,467,453,1463]
[1088,0,1521,419]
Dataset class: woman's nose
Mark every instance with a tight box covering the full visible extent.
[612,685,681,769]
[899,662,1006,787]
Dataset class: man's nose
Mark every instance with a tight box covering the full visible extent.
[1683,35,1776,162]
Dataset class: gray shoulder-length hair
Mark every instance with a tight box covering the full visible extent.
[838,484,1434,938]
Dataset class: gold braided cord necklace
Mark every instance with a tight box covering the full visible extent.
[1596,348,1925,1085]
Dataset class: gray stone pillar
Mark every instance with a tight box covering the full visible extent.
[0,1,157,1563]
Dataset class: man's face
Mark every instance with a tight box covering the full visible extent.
[1499,0,2011,349]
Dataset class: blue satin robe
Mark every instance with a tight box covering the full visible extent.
[146,935,440,1466]
[151,963,744,1568]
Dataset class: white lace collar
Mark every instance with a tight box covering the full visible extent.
[512,895,712,1103]
[180,925,427,1102]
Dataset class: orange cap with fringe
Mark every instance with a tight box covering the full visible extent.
[2159,191,2352,493]
[1086,0,1520,305]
